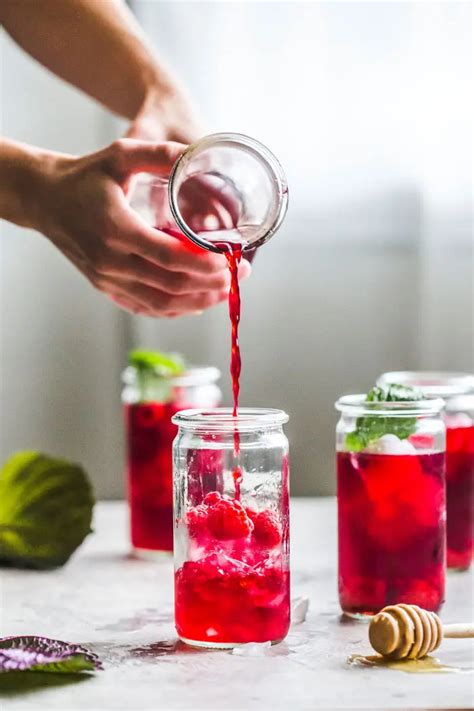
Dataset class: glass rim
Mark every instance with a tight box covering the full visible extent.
[172,407,289,431]
[168,132,289,254]
[335,394,446,416]
[122,365,221,388]
[377,371,474,398]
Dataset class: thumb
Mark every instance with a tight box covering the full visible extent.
[103,139,186,184]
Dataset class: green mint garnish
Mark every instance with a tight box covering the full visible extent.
[128,349,185,376]
[128,349,186,403]
[346,384,423,452]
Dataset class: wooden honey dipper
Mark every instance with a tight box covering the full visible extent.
[368,604,474,660]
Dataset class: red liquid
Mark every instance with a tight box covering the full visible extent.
[126,401,221,552]
[224,244,242,417]
[337,450,446,615]
[175,492,290,645]
[163,227,246,499]
[126,401,180,552]
[159,225,204,254]
[446,425,474,569]
[221,243,243,499]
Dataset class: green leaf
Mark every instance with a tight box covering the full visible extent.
[346,384,423,451]
[0,452,94,569]
[128,349,185,376]
[128,349,186,403]
[0,636,102,674]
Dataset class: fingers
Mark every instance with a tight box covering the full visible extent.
[111,195,230,274]
[106,279,230,318]
[101,139,186,183]
[94,256,250,314]
[91,254,251,317]
[100,254,253,295]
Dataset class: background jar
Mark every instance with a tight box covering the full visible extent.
[335,394,446,617]
[121,366,221,556]
[172,408,290,648]
[378,372,474,571]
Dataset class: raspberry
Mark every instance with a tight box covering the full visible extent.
[187,504,208,537]
[203,491,222,506]
[207,498,254,540]
[245,506,258,522]
[252,510,282,547]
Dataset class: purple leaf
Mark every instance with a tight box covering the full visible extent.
[0,637,102,674]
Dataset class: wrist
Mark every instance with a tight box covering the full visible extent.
[132,82,202,143]
[0,140,74,233]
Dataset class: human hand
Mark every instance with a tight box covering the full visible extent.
[126,86,203,144]
[33,139,251,317]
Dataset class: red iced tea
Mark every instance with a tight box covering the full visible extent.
[446,424,474,569]
[124,363,221,555]
[175,490,290,645]
[126,400,182,552]
[220,241,244,499]
[376,373,474,571]
[337,450,446,616]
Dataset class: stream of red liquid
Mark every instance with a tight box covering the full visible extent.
[162,226,245,499]
[221,243,243,499]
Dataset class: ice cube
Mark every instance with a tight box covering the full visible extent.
[366,434,417,455]
[291,596,309,625]
[232,641,271,656]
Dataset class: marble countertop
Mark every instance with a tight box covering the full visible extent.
[1,499,473,710]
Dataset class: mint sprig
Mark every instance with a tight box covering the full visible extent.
[128,349,186,403]
[346,384,423,452]
[128,349,185,376]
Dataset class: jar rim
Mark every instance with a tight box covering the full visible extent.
[377,371,474,398]
[335,394,446,416]
[172,407,289,431]
[122,365,221,388]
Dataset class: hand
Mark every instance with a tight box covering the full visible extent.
[126,87,203,144]
[34,139,251,317]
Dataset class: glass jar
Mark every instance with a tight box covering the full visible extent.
[378,372,474,571]
[172,408,290,648]
[128,132,288,254]
[335,394,446,617]
[122,366,221,556]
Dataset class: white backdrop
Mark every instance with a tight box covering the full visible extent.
[1,1,472,497]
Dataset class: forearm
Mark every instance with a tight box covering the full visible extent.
[0,0,174,120]
[0,138,70,231]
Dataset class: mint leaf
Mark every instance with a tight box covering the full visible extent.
[346,384,423,451]
[0,637,102,674]
[128,349,186,403]
[0,452,94,569]
[366,384,423,403]
[128,349,185,377]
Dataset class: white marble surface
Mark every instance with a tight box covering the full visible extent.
[1,499,473,710]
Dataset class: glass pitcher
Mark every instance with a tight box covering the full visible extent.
[128,133,288,254]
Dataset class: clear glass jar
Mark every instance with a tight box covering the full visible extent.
[335,394,446,617]
[172,408,290,648]
[128,132,288,254]
[122,366,221,556]
[378,372,474,571]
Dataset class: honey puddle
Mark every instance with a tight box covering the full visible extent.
[348,654,465,674]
